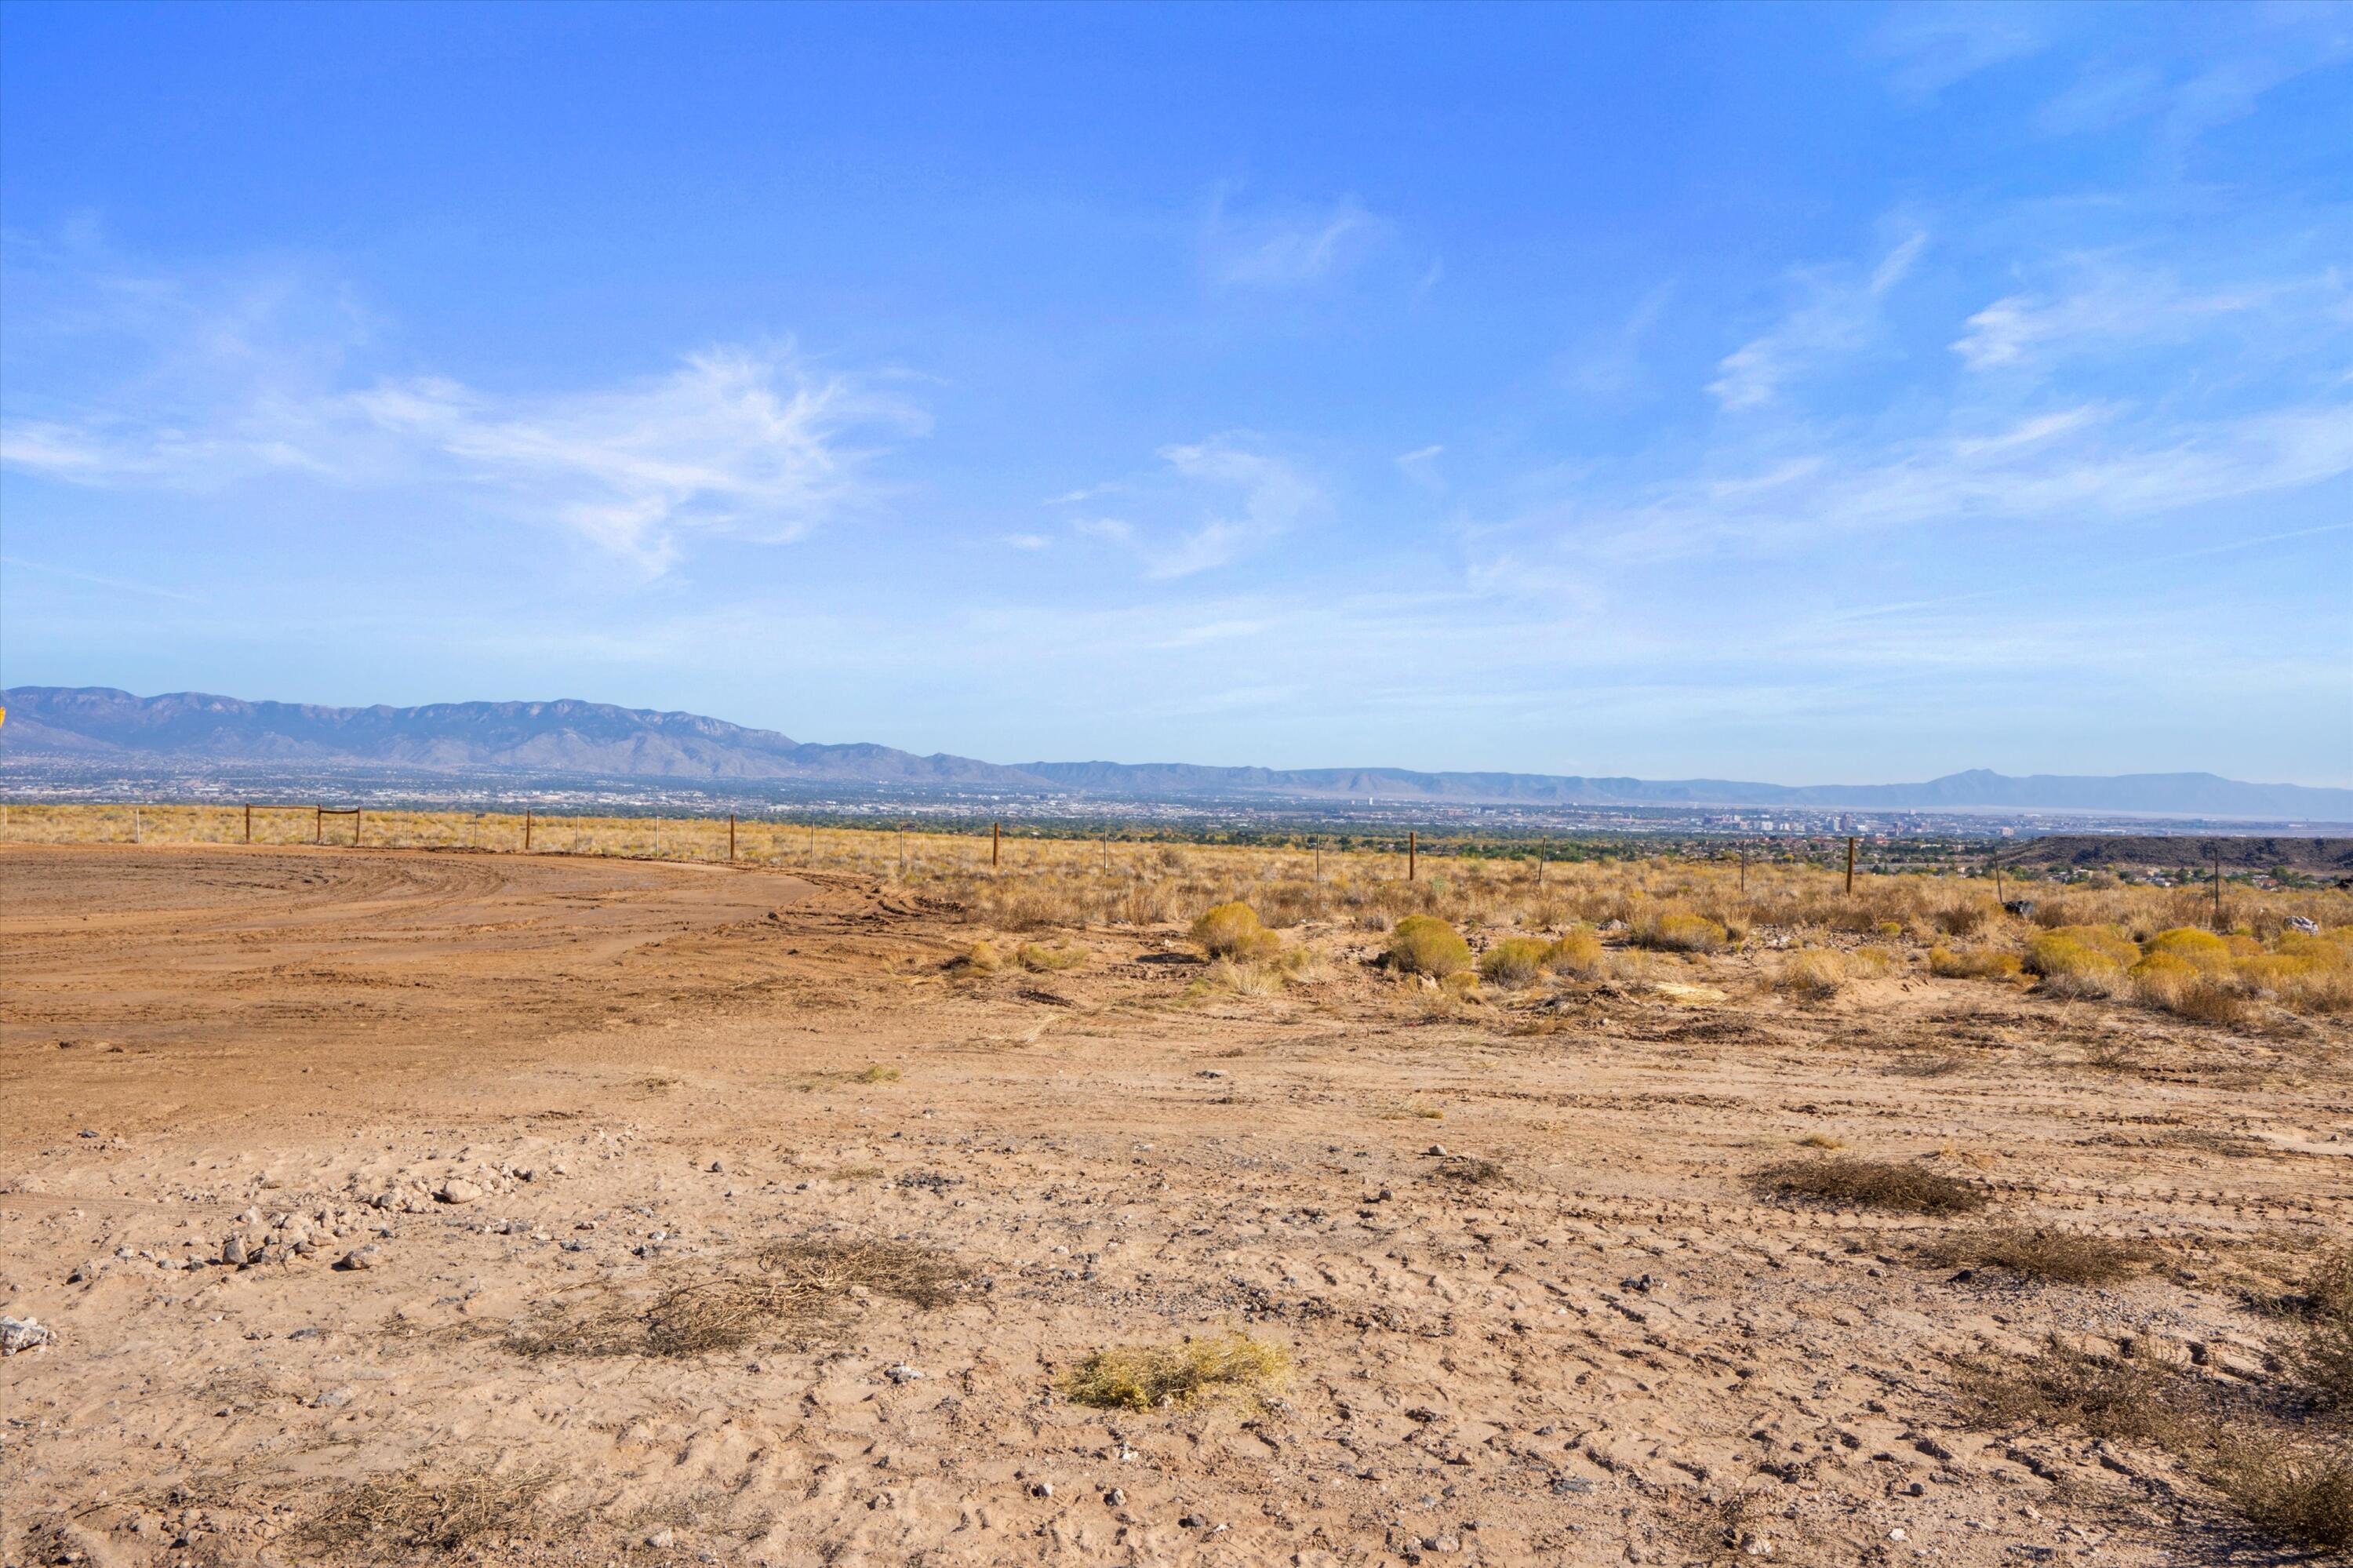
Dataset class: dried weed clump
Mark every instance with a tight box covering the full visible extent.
[1060,1328,1290,1412]
[1387,915,1472,977]
[1753,1156,1988,1215]
[307,1464,552,1557]
[1921,1225,2148,1285]
[1955,1336,2353,1551]
[508,1236,967,1359]
[2282,1247,2353,1411]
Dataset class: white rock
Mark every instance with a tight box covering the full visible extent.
[0,1316,55,1355]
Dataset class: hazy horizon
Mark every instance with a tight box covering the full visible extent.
[3,4,2349,786]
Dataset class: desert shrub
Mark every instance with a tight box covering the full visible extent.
[1387,915,1471,976]
[1773,948,1851,1002]
[2144,927,2232,968]
[1191,901,1279,961]
[1017,942,1085,973]
[1636,911,1728,953]
[2025,924,2139,996]
[1953,1337,2202,1449]
[1957,1337,2353,1552]
[1929,945,2024,980]
[1061,1329,1289,1412]
[2285,1248,2353,1410]
[1752,1156,1988,1215]
[954,940,1003,974]
[2129,951,2247,1023]
[1478,936,1551,988]
[1934,900,1995,937]
[1852,944,1900,976]
[2209,1436,2353,1552]
[1544,926,1606,977]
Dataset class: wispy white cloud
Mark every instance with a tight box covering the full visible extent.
[1394,443,1445,489]
[1202,192,1389,288]
[1060,437,1323,578]
[1867,4,2046,100]
[1952,261,2340,373]
[1535,402,2353,566]
[1556,282,1676,398]
[345,349,919,567]
[1708,231,1926,410]
[0,250,923,572]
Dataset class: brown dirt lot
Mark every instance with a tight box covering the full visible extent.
[2,843,2348,1566]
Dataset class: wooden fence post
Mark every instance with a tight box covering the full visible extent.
[1845,836,1857,896]
[1537,843,1545,890]
[524,808,533,852]
[992,820,1001,868]
[729,813,736,862]
[1408,830,1417,882]
[2213,846,2224,932]
[315,806,322,846]
[245,804,253,844]
[355,808,362,848]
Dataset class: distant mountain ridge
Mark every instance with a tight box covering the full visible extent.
[5,686,2349,820]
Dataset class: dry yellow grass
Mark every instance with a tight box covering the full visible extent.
[1060,1328,1289,1412]
[11,804,2348,1017]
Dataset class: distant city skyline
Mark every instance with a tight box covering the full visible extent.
[3,3,2348,784]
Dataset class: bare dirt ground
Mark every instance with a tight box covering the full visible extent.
[2,843,2347,1567]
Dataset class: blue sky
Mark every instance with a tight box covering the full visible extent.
[2,2,2348,784]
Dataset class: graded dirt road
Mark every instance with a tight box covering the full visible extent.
[2,844,2346,1566]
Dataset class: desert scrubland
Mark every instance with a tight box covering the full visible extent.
[2,809,2348,1566]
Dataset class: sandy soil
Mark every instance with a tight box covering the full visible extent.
[2,843,2347,1567]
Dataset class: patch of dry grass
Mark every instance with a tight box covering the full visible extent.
[507,1236,967,1359]
[1771,948,1853,1002]
[1929,945,2023,980]
[1060,1328,1289,1412]
[306,1463,552,1556]
[1953,1337,2204,1449]
[1752,1155,1988,1215]
[1954,1337,2353,1552]
[1920,1225,2150,1285]
[1635,911,1729,953]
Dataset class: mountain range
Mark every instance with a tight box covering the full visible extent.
[5,686,2349,820]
